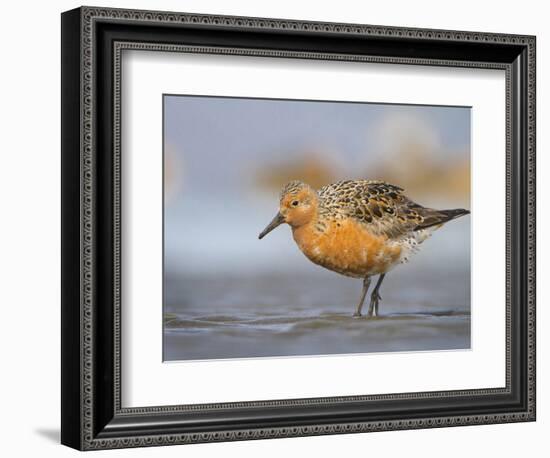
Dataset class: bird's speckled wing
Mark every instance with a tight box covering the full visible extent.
[318,180,453,239]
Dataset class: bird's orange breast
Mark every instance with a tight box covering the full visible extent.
[292,219,402,278]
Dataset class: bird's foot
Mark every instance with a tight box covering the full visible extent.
[366,293,382,318]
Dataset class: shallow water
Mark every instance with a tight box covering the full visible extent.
[163,267,470,361]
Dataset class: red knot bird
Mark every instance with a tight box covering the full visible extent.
[258,180,470,318]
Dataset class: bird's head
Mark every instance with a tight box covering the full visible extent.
[258,180,318,239]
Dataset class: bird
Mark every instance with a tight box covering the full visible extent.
[258,179,470,318]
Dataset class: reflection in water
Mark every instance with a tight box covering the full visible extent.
[163,265,470,361]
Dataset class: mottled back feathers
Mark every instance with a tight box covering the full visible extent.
[317,179,469,239]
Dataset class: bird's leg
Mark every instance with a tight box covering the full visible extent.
[367,274,386,318]
[353,276,371,318]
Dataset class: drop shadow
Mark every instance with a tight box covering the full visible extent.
[35,428,59,443]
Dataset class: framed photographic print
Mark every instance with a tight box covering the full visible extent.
[61,6,536,450]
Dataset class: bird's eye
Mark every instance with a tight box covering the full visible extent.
[291,200,299,207]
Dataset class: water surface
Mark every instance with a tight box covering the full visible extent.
[164,267,470,361]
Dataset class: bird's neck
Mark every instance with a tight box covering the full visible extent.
[291,211,323,252]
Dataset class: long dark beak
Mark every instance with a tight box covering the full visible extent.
[258,212,285,239]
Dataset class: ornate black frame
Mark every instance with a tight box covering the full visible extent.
[61,6,536,450]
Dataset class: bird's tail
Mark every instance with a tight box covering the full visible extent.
[414,208,470,231]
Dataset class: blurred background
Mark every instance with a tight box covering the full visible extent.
[163,95,471,361]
